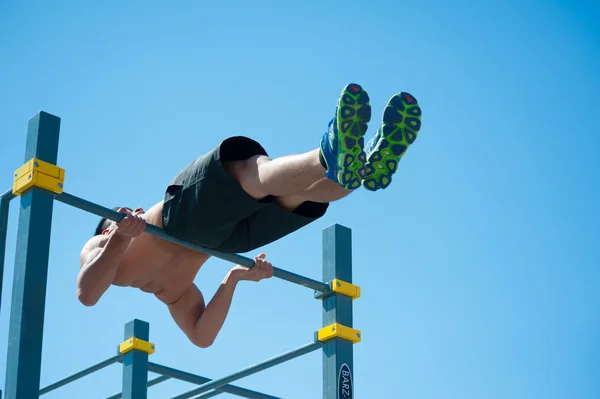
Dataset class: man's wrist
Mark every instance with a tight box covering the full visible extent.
[107,229,133,246]
[225,269,243,285]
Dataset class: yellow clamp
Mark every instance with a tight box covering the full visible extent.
[316,279,361,300]
[13,158,65,196]
[317,323,361,344]
[119,337,155,355]
[331,279,360,299]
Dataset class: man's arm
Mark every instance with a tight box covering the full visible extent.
[78,233,132,306]
[77,208,146,306]
[168,254,273,348]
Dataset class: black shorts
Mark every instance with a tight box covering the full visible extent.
[161,136,329,254]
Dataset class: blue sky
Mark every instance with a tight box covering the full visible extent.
[1,0,599,398]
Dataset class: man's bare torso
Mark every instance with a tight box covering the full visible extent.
[108,202,210,304]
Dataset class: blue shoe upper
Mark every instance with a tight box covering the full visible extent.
[320,117,340,182]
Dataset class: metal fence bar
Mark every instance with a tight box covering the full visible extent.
[170,341,323,399]
[145,362,280,399]
[54,191,330,293]
[38,355,122,395]
[104,375,171,399]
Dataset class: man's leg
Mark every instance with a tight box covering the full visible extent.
[225,83,372,199]
[274,177,351,211]
[225,149,325,199]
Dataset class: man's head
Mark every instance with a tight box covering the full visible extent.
[94,207,144,236]
[94,206,120,236]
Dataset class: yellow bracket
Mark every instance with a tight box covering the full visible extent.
[317,323,361,344]
[316,279,361,301]
[331,279,360,299]
[13,158,65,196]
[119,337,155,355]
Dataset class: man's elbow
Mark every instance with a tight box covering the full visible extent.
[192,335,215,349]
[77,288,99,307]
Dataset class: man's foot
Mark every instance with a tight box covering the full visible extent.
[362,92,422,191]
[320,83,372,190]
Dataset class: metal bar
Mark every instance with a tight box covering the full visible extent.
[5,111,61,399]
[190,390,223,399]
[0,189,15,324]
[104,375,171,399]
[146,375,171,388]
[144,375,170,389]
[55,192,330,293]
[1,190,17,201]
[122,319,150,399]
[322,225,355,399]
[170,341,323,399]
[0,190,15,399]
[39,355,122,395]
[146,362,280,399]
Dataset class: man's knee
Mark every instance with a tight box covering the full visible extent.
[223,155,271,200]
[275,194,305,212]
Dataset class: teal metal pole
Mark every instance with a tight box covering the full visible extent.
[0,190,11,399]
[322,225,355,399]
[122,319,150,399]
[0,190,15,327]
[55,192,330,294]
[0,190,15,399]
[4,111,61,399]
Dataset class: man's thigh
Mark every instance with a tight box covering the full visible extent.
[215,200,329,254]
[162,136,271,249]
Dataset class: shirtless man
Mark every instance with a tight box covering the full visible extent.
[77,84,422,348]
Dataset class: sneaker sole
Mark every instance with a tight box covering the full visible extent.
[333,83,372,189]
[363,92,422,191]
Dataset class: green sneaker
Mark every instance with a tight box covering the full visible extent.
[362,92,422,191]
[319,83,372,190]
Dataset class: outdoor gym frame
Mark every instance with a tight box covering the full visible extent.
[1,111,361,399]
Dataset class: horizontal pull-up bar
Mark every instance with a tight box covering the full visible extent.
[170,341,323,399]
[55,191,330,294]
[145,362,280,399]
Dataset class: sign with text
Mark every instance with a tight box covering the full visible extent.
[338,363,353,399]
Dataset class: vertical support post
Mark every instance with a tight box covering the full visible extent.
[0,192,13,399]
[122,319,150,399]
[4,112,61,399]
[322,224,354,399]
[0,191,14,327]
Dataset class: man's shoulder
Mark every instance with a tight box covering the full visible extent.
[82,234,109,252]
[79,234,109,266]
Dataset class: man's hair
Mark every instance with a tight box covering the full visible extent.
[94,206,120,236]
